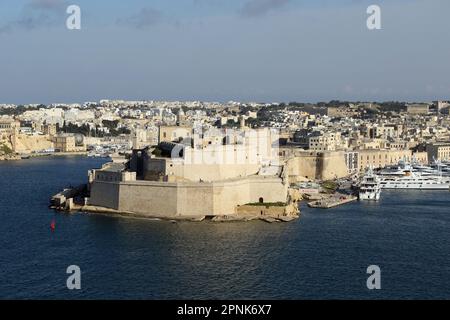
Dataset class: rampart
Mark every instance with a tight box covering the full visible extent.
[89,175,288,217]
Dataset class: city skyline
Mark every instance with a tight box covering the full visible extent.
[1,0,450,104]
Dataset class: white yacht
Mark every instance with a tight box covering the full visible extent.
[359,168,382,201]
[358,160,450,191]
[378,161,416,177]
[376,160,450,190]
[379,173,450,190]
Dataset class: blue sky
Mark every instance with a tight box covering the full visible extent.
[0,0,449,104]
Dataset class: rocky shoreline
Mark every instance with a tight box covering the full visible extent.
[0,155,21,161]
[51,203,300,223]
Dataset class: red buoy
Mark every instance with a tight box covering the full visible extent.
[50,219,56,231]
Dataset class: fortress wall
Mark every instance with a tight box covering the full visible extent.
[286,151,349,181]
[13,134,53,153]
[89,176,287,217]
[118,182,179,217]
[176,183,215,216]
[211,180,251,215]
[286,154,320,180]
[247,177,287,203]
[320,152,349,180]
[89,181,120,209]
[167,162,260,182]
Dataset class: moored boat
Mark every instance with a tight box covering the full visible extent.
[358,167,381,201]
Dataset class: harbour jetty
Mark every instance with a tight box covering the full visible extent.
[307,193,357,209]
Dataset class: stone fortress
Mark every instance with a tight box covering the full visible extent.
[87,126,301,221]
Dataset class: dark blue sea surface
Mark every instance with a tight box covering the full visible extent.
[0,156,449,299]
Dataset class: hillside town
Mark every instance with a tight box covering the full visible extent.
[4,99,442,221]
[1,100,450,173]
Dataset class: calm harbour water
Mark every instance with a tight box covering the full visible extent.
[0,156,449,299]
